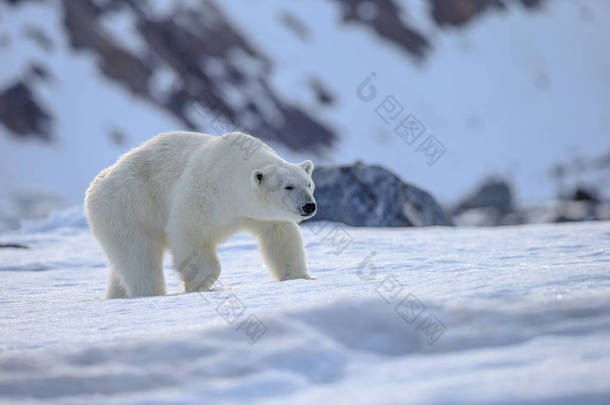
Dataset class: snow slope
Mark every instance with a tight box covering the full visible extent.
[217,0,610,205]
[1,0,609,220]
[1,212,609,403]
[0,0,183,206]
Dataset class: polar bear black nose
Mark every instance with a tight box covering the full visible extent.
[302,203,316,214]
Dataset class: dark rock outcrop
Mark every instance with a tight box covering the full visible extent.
[429,0,543,28]
[1,0,546,151]
[521,200,610,224]
[333,0,543,60]
[309,162,452,227]
[452,177,518,226]
[335,0,430,58]
[453,180,610,226]
[0,243,29,249]
[553,186,605,223]
[62,0,153,97]
[572,187,599,204]
[455,177,514,215]
[0,81,52,141]
[59,0,337,152]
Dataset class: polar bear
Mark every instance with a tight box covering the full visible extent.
[85,131,317,298]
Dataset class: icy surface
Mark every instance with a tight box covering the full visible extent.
[1,213,609,403]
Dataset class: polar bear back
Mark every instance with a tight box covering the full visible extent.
[86,132,207,226]
[85,131,281,236]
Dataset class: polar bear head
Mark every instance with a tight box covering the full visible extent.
[251,160,316,222]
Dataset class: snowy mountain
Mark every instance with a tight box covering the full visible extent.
[1,213,609,403]
[1,0,609,226]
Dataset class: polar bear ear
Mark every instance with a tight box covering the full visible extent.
[299,160,313,176]
[252,169,265,185]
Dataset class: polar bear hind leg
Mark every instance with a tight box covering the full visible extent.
[96,228,166,298]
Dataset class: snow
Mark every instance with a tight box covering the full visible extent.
[2,0,610,220]
[0,0,183,215]
[1,211,609,403]
[217,0,610,205]
[97,8,148,57]
[1,2,609,400]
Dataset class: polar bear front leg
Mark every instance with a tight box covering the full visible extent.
[172,241,221,292]
[250,221,315,281]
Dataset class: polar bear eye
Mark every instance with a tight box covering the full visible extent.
[308,183,312,188]
[284,186,294,190]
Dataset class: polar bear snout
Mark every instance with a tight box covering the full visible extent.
[301,202,317,216]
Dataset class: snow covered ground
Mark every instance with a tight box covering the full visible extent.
[1,211,609,404]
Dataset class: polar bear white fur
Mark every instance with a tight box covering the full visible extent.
[85,131,317,298]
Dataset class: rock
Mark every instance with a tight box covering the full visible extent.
[59,0,337,152]
[452,177,518,226]
[309,78,335,106]
[308,162,452,227]
[0,243,29,249]
[572,187,599,203]
[334,0,430,58]
[429,0,543,28]
[521,201,610,224]
[553,186,604,222]
[0,81,52,141]
[2,0,545,152]
[456,177,514,214]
